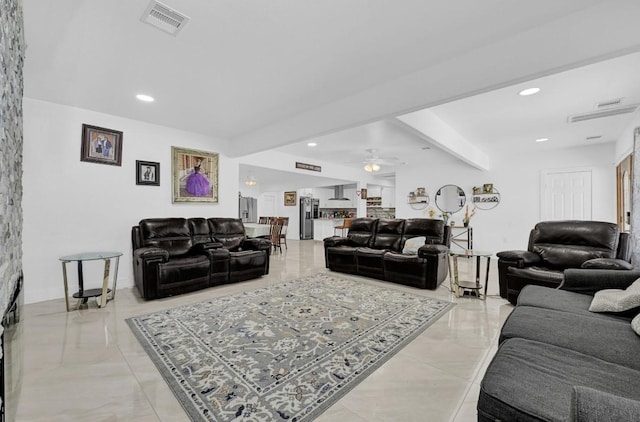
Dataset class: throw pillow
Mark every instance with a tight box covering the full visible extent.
[632,314,640,337]
[402,236,426,254]
[589,278,640,313]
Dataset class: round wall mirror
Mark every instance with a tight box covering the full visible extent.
[435,184,466,213]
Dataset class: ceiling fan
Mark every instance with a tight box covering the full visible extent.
[362,148,402,172]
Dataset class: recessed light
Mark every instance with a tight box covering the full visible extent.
[535,138,549,143]
[307,142,317,147]
[136,94,155,102]
[519,87,540,96]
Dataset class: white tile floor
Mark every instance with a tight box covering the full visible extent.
[15,240,514,421]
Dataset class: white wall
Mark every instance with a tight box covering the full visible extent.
[614,110,640,164]
[22,99,239,304]
[395,142,617,253]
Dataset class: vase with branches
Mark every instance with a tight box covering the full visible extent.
[462,205,476,227]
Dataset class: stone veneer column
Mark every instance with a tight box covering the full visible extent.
[0,0,25,314]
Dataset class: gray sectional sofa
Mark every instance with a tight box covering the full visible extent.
[478,269,640,421]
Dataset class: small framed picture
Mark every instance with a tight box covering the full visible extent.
[136,160,160,186]
[81,124,123,166]
[483,183,494,194]
[284,191,297,206]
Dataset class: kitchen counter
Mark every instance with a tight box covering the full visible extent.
[313,219,344,241]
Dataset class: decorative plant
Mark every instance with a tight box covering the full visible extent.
[440,211,450,225]
[462,205,476,225]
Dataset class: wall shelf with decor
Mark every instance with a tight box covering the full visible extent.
[472,184,501,210]
[366,196,382,208]
[407,187,429,210]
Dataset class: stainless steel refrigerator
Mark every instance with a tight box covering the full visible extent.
[300,197,319,239]
[239,197,257,223]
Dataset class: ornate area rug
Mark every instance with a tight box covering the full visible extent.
[127,273,454,421]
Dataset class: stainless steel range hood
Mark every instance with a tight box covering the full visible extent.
[329,185,349,200]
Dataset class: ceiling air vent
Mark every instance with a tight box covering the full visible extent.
[586,135,603,141]
[141,1,190,36]
[596,98,623,109]
[567,104,639,123]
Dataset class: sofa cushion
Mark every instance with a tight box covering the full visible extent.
[500,306,640,371]
[589,278,640,313]
[517,285,632,322]
[479,338,640,422]
[209,218,246,251]
[402,218,445,245]
[371,219,405,251]
[570,386,640,422]
[402,236,425,254]
[139,218,193,257]
[345,218,378,247]
[157,255,211,286]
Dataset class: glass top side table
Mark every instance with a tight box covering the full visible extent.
[59,251,122,312]
[449,249,492,300]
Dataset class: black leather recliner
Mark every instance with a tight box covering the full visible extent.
[497,220,633,304]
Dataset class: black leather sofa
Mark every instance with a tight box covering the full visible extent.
[478,269,640,421]
[497,220,632,304]
[323,218,451,289]
[132,217,271,300]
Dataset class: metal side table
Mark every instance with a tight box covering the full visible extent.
[59,251,122,311]
[449,249,492,300]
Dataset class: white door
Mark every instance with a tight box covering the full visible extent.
[261,193,276,218]
[541,169,592,220]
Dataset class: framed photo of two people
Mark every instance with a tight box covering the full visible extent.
[80,124,123,166]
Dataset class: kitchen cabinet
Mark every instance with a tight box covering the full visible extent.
[313,219,343,241]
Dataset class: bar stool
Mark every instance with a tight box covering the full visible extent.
[334,218,352,236]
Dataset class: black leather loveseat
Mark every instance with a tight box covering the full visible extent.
[132,217,271,300]
[497,220,632,304]
[323,218,450,289]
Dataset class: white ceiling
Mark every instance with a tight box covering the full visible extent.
[22,0,640,186]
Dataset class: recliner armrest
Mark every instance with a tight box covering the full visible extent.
[570,386,640,422]
[560,268,640,294]
[581,258,633,270]
[242,237,271,251]
[324,236,349,247]
[496,250,541,266]
[418,244,448,257]
[134,247,169,262]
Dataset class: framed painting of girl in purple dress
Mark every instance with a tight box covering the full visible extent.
[172,146,219,203]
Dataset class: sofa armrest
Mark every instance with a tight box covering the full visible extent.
[242,237,271,251]
[560,268,640,294]
[418,244,448,257]
[581,258,633,270]
[570,386,640,422]
[133,247,169,262]
[496,250,541,267]
[323,236,349,247]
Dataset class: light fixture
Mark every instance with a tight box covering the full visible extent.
[244,176,257,186]
[364,162,381,172]
[307,142,317,147]
[519,87,540,96]
[535,138,549,143]
[136,94,155,102]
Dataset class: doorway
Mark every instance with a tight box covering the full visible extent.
[616,154,632,232]
[540,169,592,221]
